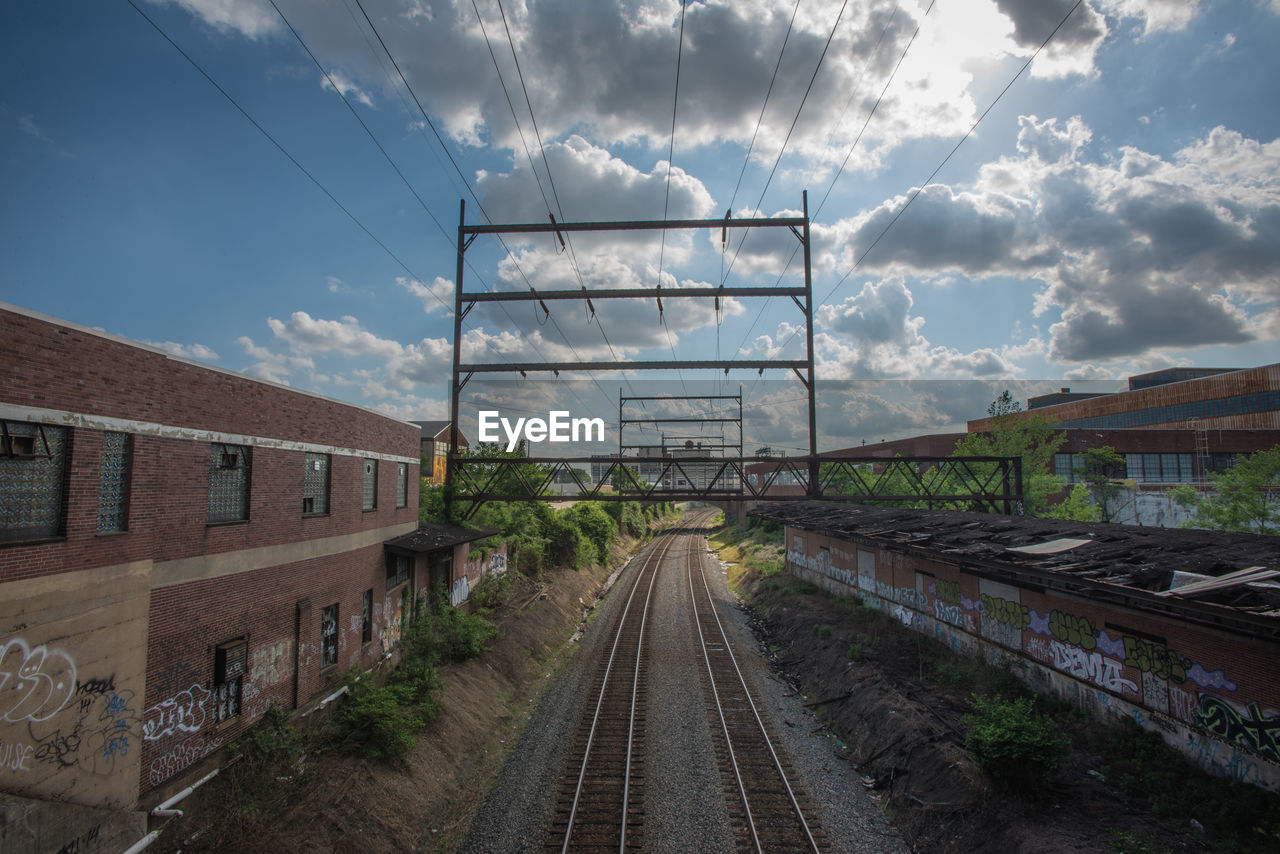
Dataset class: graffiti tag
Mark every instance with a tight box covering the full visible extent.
[143,683,210,741]
[1049,640,1137,695]
[1195,695,1280,761]
[1,638,78,723]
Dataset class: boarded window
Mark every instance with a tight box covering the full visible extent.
[208,443,251,523]
[0,421,69,543]
[362,589,373,643]
[321,604,339,669]
[303,452,330,515]
[362,459,377,510]
[97,431,131,532]
[214,639,247,722]
[396,462,408,508]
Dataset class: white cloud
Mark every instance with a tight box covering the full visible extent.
[266,311,404,358]
[149,0,280,40]
[143,339,220,361]
[822,119,1280,365]
[397,276,454,314]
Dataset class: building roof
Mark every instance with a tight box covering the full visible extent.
[384,522,498,553]
[749,501,1280,637]
[413,420,470,447]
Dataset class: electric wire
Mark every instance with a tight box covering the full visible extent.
[720,0,848,287]
[350,0,614,416]
[657,0,689,398]
[132,0,579,424]
[768,0,1087,361]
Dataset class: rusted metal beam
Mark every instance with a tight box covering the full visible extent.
[462,286,807,301]
[462,215,806,235]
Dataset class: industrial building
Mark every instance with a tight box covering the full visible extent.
[0,304,495,834]
[753,501,1280,792]
[414,419,469,484]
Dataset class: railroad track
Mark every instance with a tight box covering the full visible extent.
[547,518,706,851]
[687,520,825,853]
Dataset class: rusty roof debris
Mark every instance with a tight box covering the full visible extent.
[384,522,499,553]
[748,502,1280,631]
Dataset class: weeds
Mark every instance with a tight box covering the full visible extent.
[962,694,1068,788]
[814,623,833,639]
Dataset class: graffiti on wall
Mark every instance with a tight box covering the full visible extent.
[1,637,141,779]
[142,684,210,742]
[489,552,507,574]
[148,734,222,788]
[1,638,78,723]
[1195,696,1280,761]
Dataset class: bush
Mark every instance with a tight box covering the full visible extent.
[238,703,300,763]
[962,694,1068,787]
[846,641,865,662]
[563,502,617,565]
[814,623,833,639]
[336,677,430,760]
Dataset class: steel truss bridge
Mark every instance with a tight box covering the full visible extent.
[449,454,1023,516]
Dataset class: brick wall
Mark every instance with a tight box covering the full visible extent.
[1,305,424,805]
[784,527,1280,792]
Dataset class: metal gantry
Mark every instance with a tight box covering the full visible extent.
[448,195,819,509]
[445,195,1023,517]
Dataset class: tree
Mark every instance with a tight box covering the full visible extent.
[1174,446,1280,534]
[1044,482,1101,522]
[1075,446,1126,523]
[952,392,1066,517]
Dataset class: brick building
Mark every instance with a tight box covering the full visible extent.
[0,304,425,822]
[754,502,1280,792]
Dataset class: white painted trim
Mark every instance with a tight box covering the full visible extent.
[0,301,422,430]
[0,402,418,464]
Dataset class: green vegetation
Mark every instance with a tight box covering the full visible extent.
[709,516,785,582]
[962,694,1069,787]
[952,390,1067,517]
[1171,446,1280,534]
[845,639,866,662]
[333,595,494,760]
[1043,482,1102,522]
[813,623,833,639]
[1092,718,1280,851]
[1075,445,1128,522]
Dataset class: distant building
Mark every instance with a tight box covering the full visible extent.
[413,420,469,484]
[970,363,1280,434]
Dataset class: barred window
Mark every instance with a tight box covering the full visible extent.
[386,552,410,590]
[97,431,131,532]
[396,462,408,508]
[214,639,247,722]
[362,459,377,510]
[208,443,251,523]
[303,452,330,515]
[1,421,69,543]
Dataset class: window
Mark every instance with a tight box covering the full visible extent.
[435,439,449,458]
[396,462,408,508]
[208,443,251,523]
[321,604,338,669]
[362,589,373,644]
[386,552,410,590]
[362,459,377,510]
[214,639,247,722]
[303,452,330,515]
[1,420,69,543]
[97,431,131,532]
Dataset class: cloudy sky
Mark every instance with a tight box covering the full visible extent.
[3,0,1279,453]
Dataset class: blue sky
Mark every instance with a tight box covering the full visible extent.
[3,0,1279,453]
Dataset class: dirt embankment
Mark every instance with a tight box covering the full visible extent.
[155,531,658,854]
[728,562,1276,854]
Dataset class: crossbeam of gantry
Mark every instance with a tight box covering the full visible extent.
[447,196,821,508]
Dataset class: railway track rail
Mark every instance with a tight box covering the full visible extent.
[687,520,825,853]
[547,518,710,851]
